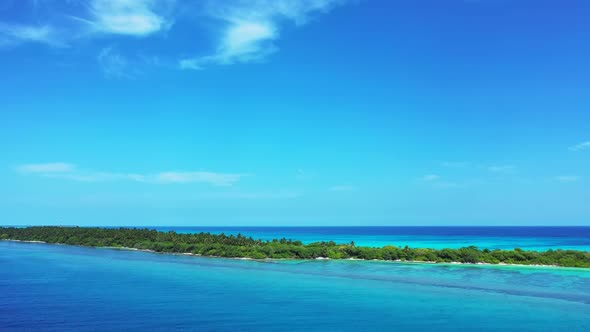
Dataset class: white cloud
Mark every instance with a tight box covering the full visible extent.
[155,172,243,186]
[1,0,173,48]
[180,21,277,70]
[97,47,132,78]
[180,0,344,70]
[1,0,346,73]
[569,141,590,151]
[422,174,440,182]
[420,174,463,188]
[441,161,468,168]
[488,165,516,173]
[87,0,173,37]
[197,190,301,200]
[555,175,580,182]
[16,163,243,186]
[329,185,355,192]
[432,181,461,189]
[17,162,76,173]
[44,172,147,183]
[0,23,65,47]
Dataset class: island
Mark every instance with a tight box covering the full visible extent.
[1,226,589,268]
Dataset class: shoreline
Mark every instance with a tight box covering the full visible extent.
[0,239,567,269]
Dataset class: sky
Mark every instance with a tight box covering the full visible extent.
[1,0,589,226]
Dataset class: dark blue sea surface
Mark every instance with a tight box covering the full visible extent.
[148,226,590,251]
[1,241,590,331]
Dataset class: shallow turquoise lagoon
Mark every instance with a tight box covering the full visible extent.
[1,241,589,331]
[152,226,590,251]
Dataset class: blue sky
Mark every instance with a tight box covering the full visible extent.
[1,0,589,226]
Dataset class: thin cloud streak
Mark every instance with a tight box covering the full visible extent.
[86,0,174,37]
[1,0,346,73]
[569,141,590,151]
[17,162,76,173]
[1,0,174,48]
[422,174,440,182]
[155,172,243,186]
[488,165,516,173]
[0,23,65,47]
[555,175,580,182]
[329,185,355,192]
[97,46,134,79]
[180,0,345,70]
[16,163,244,186]
[441,161,468,168]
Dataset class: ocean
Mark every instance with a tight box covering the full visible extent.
[1,231,590,331]
[149,226,590,251]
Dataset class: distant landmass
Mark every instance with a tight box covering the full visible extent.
[2,226,589,268]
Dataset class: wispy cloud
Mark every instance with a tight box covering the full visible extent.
[196,190,301,200]
[17,162,76,173]
[432,181,461,189]
[488,165,516,173]
[180,0,345,70]
[0,23,65,47]
[555,175,580,182]
[1,0,174,48]
[16,162,244,186]
[155,172,243,186]
[441,161,468,168]
[97,46,133,78]
[420,174,464,188]
[329,185,355,192]
[85,0,174,37]
[2,0,346,73]
[422,174,440,182]
[569,141,590,151]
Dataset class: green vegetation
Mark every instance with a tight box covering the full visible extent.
[1,226,589,268]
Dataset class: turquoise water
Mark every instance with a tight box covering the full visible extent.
[1,241,589,331]
[150,226,590,251]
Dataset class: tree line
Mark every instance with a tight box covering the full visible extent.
[1,226,589,268]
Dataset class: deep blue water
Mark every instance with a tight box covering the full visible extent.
[1,241,590,331]
[148,226,590,251]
